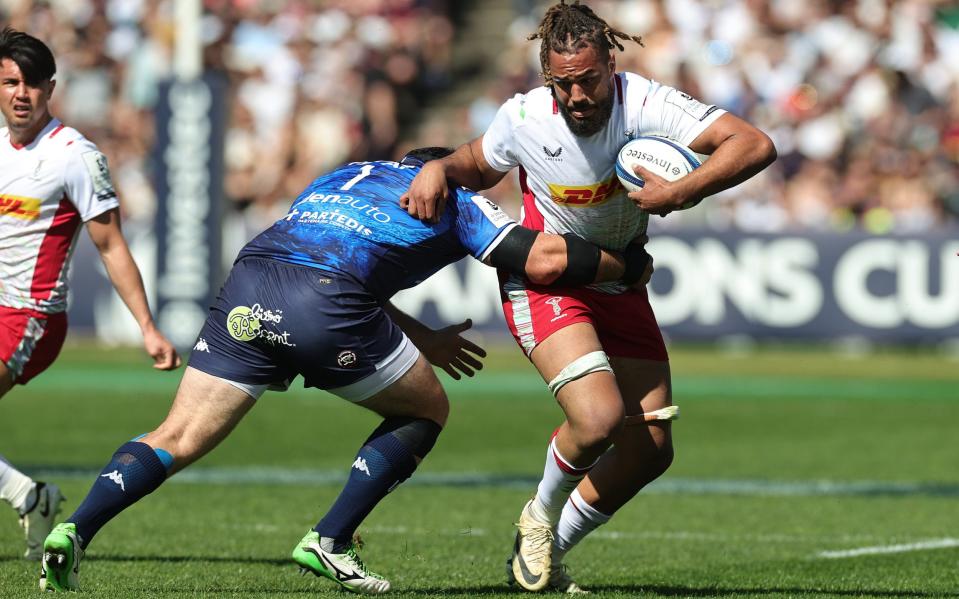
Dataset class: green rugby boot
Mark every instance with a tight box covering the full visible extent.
[292,530,390,594]
[39,522,83,592]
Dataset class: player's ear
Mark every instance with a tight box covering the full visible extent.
[46,79,56,99]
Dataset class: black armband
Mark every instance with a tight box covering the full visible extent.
[622,244,653,286]
[487,226,538,275]
[554,233,602,287]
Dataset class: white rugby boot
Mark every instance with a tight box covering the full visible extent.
[19,482,64,560]
[510,498,554,591]
[506,556,589,593]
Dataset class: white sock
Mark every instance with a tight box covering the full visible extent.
[0,454,35,514]
[530,435,596,525]
[554,488,612,560]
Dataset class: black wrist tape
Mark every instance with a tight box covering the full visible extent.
[622,244,652,285]
[554,233,602,287]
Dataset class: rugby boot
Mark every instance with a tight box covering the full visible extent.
[510,499,554,591]
[506,556,589,593]
[292,530,390,594]
[40,522,83,592]
[20,482,64,560]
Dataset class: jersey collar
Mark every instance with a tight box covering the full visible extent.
[8,117,62,150]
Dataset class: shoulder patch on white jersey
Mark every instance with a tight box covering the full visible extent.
[81,151,118,202]
[667,91,720,122]
[469,194,512,228]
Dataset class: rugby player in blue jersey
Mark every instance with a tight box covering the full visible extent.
[39,148,653,594]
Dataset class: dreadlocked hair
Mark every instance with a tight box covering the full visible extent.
[528,1,643,85]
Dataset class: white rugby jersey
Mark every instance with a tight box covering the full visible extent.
[484,72,725,254]
[0,119,120,313]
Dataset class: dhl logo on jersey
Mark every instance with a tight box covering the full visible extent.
[547,177,623,207]
[0,195,41,221]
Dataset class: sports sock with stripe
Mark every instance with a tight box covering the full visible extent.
[553,487,612,561]
[67,441,171,548]
[315,417,441,552]
[529,433,597,525]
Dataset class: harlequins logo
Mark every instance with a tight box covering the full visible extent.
[543,145,563,160]
[546,297,563,317]
[337,350,358,367]
[545,296,568,323]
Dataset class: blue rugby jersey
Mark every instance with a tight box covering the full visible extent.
[238,160,515,297]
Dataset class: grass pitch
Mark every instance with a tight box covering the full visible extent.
[1,341,957,597]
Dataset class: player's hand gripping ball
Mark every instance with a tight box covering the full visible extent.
[615,136,703,210]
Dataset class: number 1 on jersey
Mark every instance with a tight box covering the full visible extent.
[340,164,375,191]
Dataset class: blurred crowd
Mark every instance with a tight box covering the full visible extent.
[457,0,959,233]
[2,0,958,236]
[0,0,458,243]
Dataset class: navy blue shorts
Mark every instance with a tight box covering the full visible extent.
[187,257,418,401]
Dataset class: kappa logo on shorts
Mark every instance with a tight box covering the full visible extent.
[337,350,358,368]
[193,338,210,353]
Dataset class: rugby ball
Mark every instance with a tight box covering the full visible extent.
[615,136,703,210]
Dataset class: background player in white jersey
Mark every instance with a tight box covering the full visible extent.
[403,1,776,592]
[0,27,180,561]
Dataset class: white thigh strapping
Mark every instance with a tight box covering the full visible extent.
[547,350,613,396]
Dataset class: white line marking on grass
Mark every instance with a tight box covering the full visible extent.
[816,538,959,559]
[28,368,959,401]
[357,526,882,546]
[22,466,959,497]
[360,525,489,537]
[592,530,881,544]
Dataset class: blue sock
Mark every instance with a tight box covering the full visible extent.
[315,418,441,551]
[68,442,170,548]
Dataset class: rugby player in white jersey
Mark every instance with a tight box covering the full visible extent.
[403,1,776,592]
[0,27,180,560]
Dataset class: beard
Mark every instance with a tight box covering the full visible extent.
[556,91,614,137]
